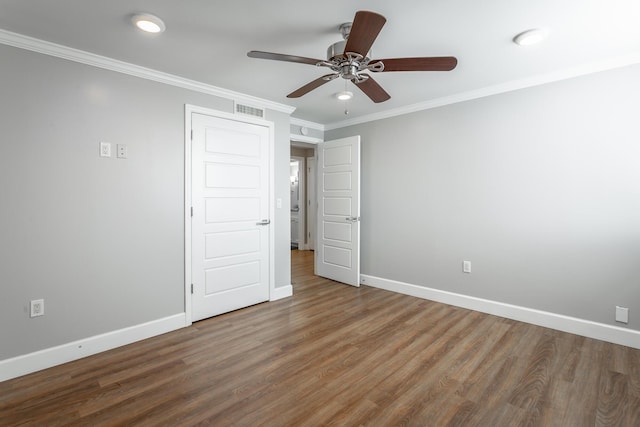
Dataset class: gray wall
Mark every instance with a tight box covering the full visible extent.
[268,109,292,290]
[327,64,640,332]
[0,44,291,360]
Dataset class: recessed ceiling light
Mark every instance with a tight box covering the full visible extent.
[132,13,166,34]
[513,28,548,46]
[336,91,353,101]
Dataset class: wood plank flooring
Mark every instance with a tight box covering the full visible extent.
[1,249,639,426]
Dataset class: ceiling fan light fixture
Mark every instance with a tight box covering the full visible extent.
[132,13,166,33]
[513,28,548,46]
[336,91,353,101]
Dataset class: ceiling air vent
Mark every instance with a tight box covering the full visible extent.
[235,103,265,118]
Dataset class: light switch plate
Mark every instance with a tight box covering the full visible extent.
[463,260,471,273]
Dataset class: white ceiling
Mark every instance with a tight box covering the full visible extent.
[1,1,639,127]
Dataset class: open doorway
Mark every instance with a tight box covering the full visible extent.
[290,142,316,252]
[290,156,304,250]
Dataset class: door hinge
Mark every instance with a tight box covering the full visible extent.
[190,129,193,140]
[191,283,194,294]
[190,206,193,217]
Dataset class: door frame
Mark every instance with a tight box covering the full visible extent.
[184,104,275,326]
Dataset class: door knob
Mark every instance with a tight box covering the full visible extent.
[256,219,271,225]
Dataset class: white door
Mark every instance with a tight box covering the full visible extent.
[191,112,270,321]
[315,136,361,286]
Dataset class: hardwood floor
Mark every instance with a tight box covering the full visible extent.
[2,249,639,426]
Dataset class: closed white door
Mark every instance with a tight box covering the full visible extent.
[191,112,270,321]
[315,136,360,286]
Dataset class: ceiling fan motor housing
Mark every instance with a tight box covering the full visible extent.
[326,41,371,80]
[327,40,346,60]
[340,64,361,80]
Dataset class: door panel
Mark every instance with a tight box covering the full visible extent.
[323,222,352,242]
[205,163,260,188]
[323,197,352,216]
[324,145,352,166]
[323,246,352,268]
[205,230,260,258]
[205,197,260,222]
[192,113,270,321]
[205,128,261,156]
[324,172,353,191]
[205,262,260,293]
[315,136,360,286]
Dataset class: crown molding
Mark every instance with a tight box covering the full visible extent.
[325,51,640,130]
[0,29,295,115]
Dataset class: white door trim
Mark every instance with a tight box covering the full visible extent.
[184,104,275,327]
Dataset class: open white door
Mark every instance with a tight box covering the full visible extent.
[315,136,360,286]
[191,112,271,321]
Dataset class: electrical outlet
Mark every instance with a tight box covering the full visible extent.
[463,260,471,273]
[100,142,111,157]
[117,144,127,159]
[30,299,44,318]
[615,306,629,324]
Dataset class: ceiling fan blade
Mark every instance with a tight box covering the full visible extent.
[373,57,458,72]
[352,75,390,103]
[287,74,337,98]
[247,50,322,66]
[343,11,386,56]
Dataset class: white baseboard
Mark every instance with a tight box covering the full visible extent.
[0,313,186,382]
[361,274,640,350]
[271,284,293,301]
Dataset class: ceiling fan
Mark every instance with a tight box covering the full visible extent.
[247,10,457,103]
